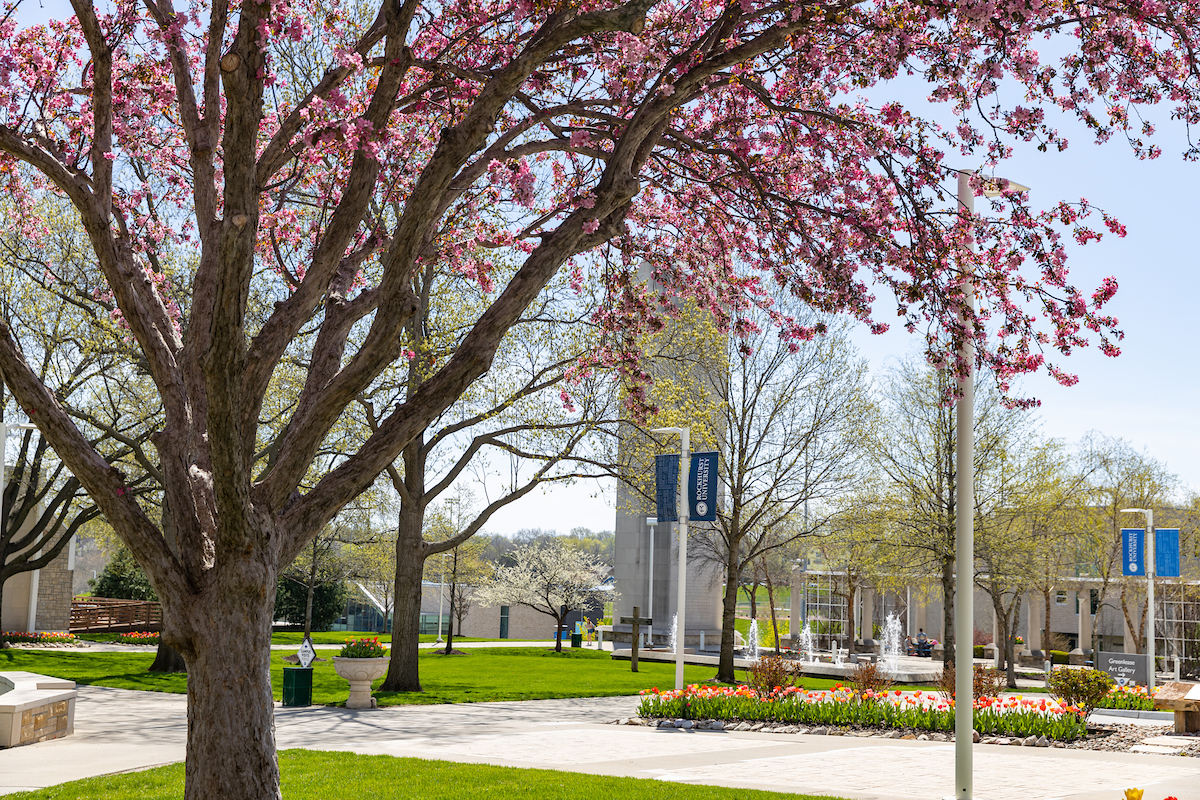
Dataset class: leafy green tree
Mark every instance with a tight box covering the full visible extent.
[868,356,1034,665]
[274,580,348,632]
[90,546,158,601]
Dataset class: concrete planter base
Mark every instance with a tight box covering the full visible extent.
[0,672,77,747]
[332,657,388,709]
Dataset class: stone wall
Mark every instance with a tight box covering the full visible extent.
[34,545,73,632]
[18,698,71,745]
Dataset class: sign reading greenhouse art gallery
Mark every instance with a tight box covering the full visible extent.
[1096,651,1149,687]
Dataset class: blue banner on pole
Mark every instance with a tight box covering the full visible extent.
[1121,529,1144,576]
[688,452,718,521]
[655,454,679,523]
[1156,529,1181,578]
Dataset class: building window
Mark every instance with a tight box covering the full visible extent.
[1055,590,1067,605]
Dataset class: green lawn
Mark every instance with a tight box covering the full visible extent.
[3,750,847,800]
[74,631,523,646]
[0,647,754,706]
[269,631,519,645]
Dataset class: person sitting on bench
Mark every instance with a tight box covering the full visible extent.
[915,629,931,657]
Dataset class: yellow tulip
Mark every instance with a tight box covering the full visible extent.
[1124,788,1144,800]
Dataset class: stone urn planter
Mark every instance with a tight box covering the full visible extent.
[332,657,388,709]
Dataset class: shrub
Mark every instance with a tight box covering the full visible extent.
[747,655,802,695]
[973,645,985,659]
[937,663,1006,701]
[1048,649,1070,665]
[849,660,893,695]
[1047,667,1113,715]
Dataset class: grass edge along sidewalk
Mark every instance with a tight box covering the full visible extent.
[1,750,849,800]
[1,647,769,706]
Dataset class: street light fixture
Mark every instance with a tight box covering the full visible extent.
[651,426,689,692]
[951,170,1028,800]
[1120,507,1156,693]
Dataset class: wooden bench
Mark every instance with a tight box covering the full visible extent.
[1153,681,1200,734]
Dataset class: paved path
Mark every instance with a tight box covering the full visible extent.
[3,685,1197,800]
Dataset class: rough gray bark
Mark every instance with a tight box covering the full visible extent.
[149,642,188,674]
[176,566,279,800]
[716,552,741,683]
[941,558,956,665]
[381,498,428,693]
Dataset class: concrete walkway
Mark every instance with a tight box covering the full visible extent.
[2,684,1197,800]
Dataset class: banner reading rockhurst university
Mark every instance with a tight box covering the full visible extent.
[655,452,719,522]
[688,452,718,521]
[1121,528,1182,578]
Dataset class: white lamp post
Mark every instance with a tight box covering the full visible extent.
[1120,507,1156,692]
[646,516,657,649]
[953,170,1029,800]
[651,426,690,691]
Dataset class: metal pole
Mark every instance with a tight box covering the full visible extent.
[954,170,976,800]
[647,520,655,648]
[675,427,690,692]
[1147,509,1156,693]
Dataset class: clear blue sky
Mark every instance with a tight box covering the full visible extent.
[14,2,1199,534]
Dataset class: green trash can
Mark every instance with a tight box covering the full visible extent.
[570,632,583,648]
[282,667,313,707]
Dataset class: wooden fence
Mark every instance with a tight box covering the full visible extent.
[70,596,162,632]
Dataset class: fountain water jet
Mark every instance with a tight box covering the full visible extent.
[881,613,903,673]
[747,619,760,662]
[668,614,678,653]
[798,622,817,663]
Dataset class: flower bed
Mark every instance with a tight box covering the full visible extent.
[1,631,78,645]
[116,631,160,645]
[1096,684,1158,711]
[638,684,1088,741]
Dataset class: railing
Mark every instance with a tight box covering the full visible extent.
[70,596,162,632]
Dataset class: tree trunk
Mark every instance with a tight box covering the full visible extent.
[443,585,455,654]
[0,577,9,650]
[303,581,315,640]
[716,552,741,683]
[172,563,281,800]
[1120,584,1146,652]
[149,641,188,673]
[941,558,956,665]
[380,511,426,692]
[1004,595,1022,689]
[553,611,564,652]
[763,562,781,655]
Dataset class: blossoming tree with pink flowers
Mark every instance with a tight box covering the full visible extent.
[1,0,1198,797]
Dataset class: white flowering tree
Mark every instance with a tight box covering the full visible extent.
[480,540,613,652]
